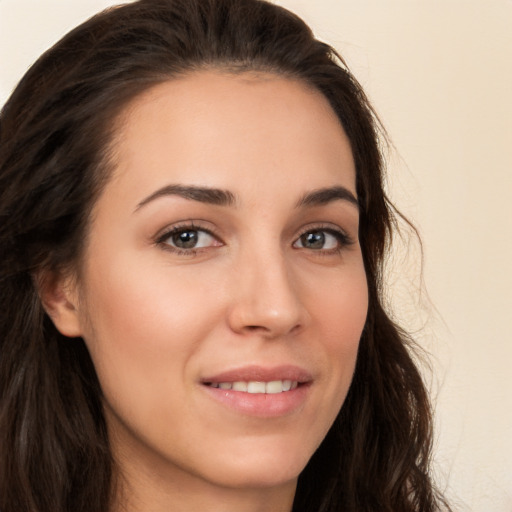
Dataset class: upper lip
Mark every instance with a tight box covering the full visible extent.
[201,364,313,384]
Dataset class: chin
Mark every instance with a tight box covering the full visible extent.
[199,445,312,490]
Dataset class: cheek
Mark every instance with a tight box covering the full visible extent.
[77,252,220,413]
[82,245,216,341]
[309,259,368,348]
[323,284,367,336]
[311,263,368,398]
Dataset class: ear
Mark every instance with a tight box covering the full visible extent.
[36,270,83,338]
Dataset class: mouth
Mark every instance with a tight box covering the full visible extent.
[200,365,312,417]
[204,380,300,394]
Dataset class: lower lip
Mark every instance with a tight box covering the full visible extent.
[201,384,311,418]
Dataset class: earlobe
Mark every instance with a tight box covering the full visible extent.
[36,271,83,338]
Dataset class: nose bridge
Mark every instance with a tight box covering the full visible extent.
[227,235,305,337]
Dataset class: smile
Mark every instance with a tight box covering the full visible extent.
[206,380,299,393]
[200,366,312,417]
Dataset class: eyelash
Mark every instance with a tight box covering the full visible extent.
[155,222,354,256]
[294,224,355,255]
[155,222,220,256]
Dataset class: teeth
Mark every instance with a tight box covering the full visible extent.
[232,381,248,392]
[209,380,299,394]
[247,381,266,393]
[265,380,284,394]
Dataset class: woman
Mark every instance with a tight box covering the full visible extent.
[0,0,449,511]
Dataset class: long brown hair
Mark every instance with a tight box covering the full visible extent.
[0,1,449,510]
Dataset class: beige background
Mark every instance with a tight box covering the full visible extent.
[1,1,511,510]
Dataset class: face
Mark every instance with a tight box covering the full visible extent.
[63,71,367,499]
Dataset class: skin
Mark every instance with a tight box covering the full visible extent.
[47,71,368,512]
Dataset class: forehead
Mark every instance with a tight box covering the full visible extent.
[105,70,356,206]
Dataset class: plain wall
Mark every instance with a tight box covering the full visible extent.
[1,1,511,510]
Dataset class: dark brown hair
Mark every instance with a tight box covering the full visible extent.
[0,0,449,510]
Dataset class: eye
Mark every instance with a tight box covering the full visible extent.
[293,228,351,251]
[157,225,220,252]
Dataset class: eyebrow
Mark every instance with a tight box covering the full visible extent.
[134,183,358,212]
[135,184,237,211]
[295,186,359,209]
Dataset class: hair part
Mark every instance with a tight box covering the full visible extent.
[0,1,449,511]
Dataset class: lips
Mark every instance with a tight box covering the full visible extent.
[200,365,312,417]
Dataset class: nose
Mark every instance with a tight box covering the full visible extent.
[226,248,307,339]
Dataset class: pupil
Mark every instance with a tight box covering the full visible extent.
[303,231,325,249]
[173,230,198,248]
